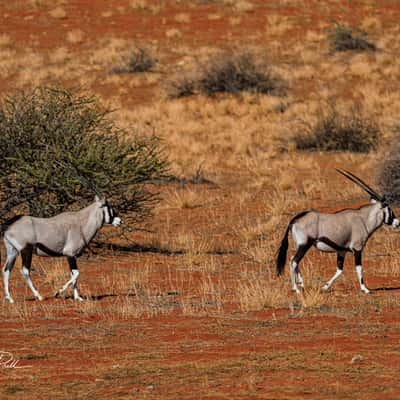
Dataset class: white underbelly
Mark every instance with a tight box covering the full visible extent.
[315,241,336,252]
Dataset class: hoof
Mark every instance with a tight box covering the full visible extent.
[54,291,61,298]
[5,296,14,304]
[321,284,330,291]
[74,296,84,302]
[36,295,44,301]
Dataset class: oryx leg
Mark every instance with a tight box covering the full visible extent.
[322,251,345,291]
[55,257,84,301]
[20,246,43,301]
[2,240,18,304]
[290,243,312,294]
[354,250,370,294]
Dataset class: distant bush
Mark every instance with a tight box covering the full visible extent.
[377,140,400,204]
[293,103,379,153]
[110,45,157,74]
[167,49,287,98]
[0,87,168,223]
[328,23,376,53]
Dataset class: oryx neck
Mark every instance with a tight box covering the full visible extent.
[362,203,384,234]
[78,202,104,242]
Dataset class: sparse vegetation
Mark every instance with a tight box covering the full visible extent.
[327,23,376,52]
[293,103,379,152]
[168,49,287,98]
[110,45,157,74]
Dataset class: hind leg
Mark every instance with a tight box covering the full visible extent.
[322,251,345,291]
[20,246,43,301]
[290,243,312,294]
[2,240,19,303]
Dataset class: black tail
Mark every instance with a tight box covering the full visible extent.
[276,225,290,276]
[276,210,311,276]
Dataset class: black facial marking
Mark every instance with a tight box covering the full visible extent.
[104,201,116,224]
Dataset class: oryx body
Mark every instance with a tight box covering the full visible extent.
[1,196,121,303]
[276,169,399,294]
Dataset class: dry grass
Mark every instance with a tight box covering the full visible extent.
[0,34,11,47]
[48,6,67,19]
[237,273,288,311]
[66,29,84,44]
[175,13,191,23]
[164,188,207,209]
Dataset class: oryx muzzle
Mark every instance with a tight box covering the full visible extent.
[276,169,398,294]
[1,196,122,303]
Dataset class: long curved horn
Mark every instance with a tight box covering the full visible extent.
[336,168,384,201]
[55,161,103,199]
[75,174,103,199]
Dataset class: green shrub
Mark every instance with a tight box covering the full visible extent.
[0,87,168,224]
[167,49,287,98]
[328,23,376,52]
[293,103,379,153]
[377,140,400,204]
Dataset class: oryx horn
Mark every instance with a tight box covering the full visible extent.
[336,168,384,202]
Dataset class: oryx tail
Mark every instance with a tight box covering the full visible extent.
[276,210,311,276]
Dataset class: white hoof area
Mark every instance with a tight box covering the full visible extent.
[5,297,14,304]
[36,295,44,301]
[74,296,84,302]
[362,288,371,294]
[322,284,330,291]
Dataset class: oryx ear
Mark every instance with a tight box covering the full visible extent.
[370,198,377,204]
[95,194,105,206]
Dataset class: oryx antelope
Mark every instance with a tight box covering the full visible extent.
[276,169,399,294]
[1,195,122,303]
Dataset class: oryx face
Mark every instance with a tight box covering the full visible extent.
[383,204,399,227]
[95,195,122,227]
[102,200,122,227]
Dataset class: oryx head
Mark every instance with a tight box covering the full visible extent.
[95,195,122,227]
[336,168,399,228]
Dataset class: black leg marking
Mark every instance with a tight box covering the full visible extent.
[293,241,313,264]
[354,250,362,266]
[337,253,345,271]
[354,251,364,283]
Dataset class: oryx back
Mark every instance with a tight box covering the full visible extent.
[5,214,79,256]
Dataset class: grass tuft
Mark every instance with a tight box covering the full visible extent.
[110,45,157,74]
[293,102,379,153]
[167,49,287,98]
[327,23,376,53]
[377,139,400,204]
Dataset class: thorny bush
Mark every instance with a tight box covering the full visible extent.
[0,87,168,226]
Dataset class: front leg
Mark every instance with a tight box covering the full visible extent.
[55,257,84,301]
[354,250,370,294]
